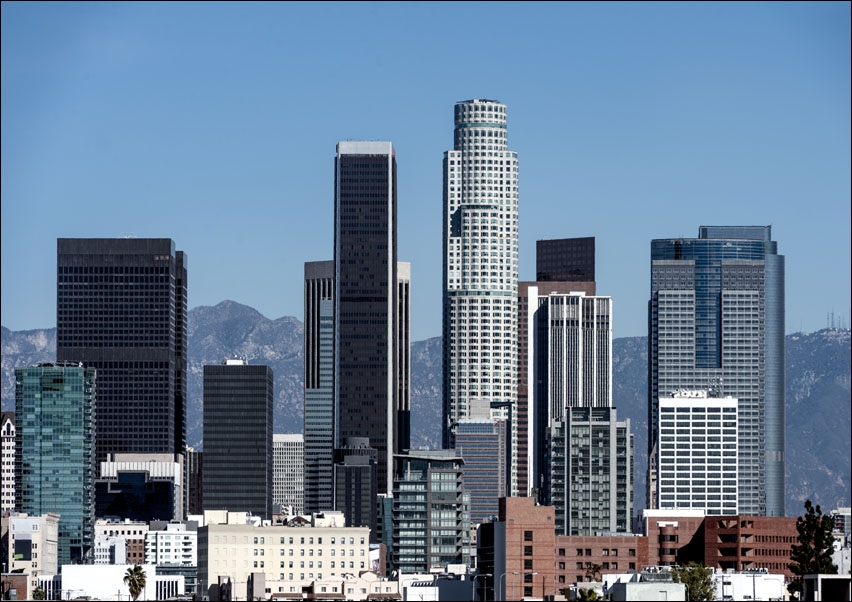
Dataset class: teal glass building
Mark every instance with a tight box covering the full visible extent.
[648,226,785,516]
[15,362,96,565]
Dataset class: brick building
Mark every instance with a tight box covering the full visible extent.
[702,515,798,578]
[478,497,557,600]
[555,535,650,587]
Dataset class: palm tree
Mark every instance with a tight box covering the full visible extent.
[124,564,147,601]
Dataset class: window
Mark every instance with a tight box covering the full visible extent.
[524,545,533,556]
[524,530,533,542]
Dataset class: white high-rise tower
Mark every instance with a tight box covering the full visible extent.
[442,98,519,494]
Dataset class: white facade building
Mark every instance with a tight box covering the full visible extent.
[443,98,519,495]
[93,533,127,564]
[657,390,739,514]
[5,513,59,593]
[145,520,197,567]
[198,510,371,600]
[273,433,304,515]
[60,563,183,601]
[1,413,15,511]
[712,568,786,601]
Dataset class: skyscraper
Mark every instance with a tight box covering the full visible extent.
[334,141,410,497]
[549,407,633,535]
[518,237,597,496]
[524,290,613,499]
[1,412,15,512]
[443,99,519,493]
[56,238,187,477]
[392,450,470,574]
[15,362,96,565]
[304,260,335,514]
[656,390,739,514]
[455,407,507,526]
[203,359,273,520]
[273,433,304,515]
[648,225,785,516]
[333,437,378,538]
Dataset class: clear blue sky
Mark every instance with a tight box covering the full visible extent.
[2,1,850,342]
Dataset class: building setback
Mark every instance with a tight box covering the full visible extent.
[56,238,187,480]
[334,141,410,498]
[15,362,96,565]
[203,360,273,520]
[443,99,519,494]
[648,226,785,516]
[392,450,469,574]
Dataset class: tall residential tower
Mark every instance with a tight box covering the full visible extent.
[442,99,519,493]
[648,226,785,516]
[15,362,96,565]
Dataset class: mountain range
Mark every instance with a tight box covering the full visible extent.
[2,299,849,517]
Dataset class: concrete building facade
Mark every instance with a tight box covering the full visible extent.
[1,413,15,512]
[273,434,304,515]
[657,391,739,515]
[198,510,370,600]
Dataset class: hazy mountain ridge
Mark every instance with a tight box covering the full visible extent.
[3,302,849,516]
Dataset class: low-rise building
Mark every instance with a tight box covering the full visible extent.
[606,567,686,601]
[555,534,650,587]
[61,563,183,601]
[198,510,371,600]
[711,568,786,601]
[4,512,59,593]
[146,520,197,566]
[94,518,149,565]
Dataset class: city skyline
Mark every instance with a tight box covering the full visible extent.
[1,2,849,343]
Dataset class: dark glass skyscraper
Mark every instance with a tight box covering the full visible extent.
[202,360,273,520]
[56,238,187,476]
[15,362,96,565]
[304,261,335,514]
[648,225,785,516]
[334,141,410,497]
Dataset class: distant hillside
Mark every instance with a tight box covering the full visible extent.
[3,303,849,516]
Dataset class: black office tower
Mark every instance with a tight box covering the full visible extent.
[334,141,410,498]
[203,360,273,520]
[333,437,378,540]
[57,238,187,480]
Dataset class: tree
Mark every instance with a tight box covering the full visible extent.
[670,562,715,602]
[124,564,147,602]
[583,562,602,582]
[31,586,47,600]
[788,499,838,599]
[577,587,602,601]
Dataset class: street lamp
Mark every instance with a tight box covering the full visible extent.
[510,570,520,600]
[474,573,492,601]
[523,572,538,599]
